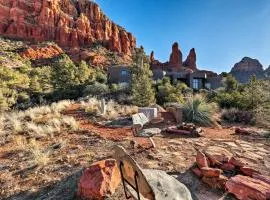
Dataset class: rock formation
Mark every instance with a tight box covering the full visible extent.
[169,42,183,67]
[0,0,136,55]
[265,66,270,77]
[183,48,197,70]
[230,57,265,83]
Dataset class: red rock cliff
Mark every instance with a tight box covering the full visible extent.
[0,0,136,55]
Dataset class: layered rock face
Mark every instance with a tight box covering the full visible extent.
[0,0,136,55]
[230,57,265,83]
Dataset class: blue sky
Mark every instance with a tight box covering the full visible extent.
[95,0,270,73]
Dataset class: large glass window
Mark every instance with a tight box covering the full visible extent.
[121,70,128,76]
[193,79,199,89]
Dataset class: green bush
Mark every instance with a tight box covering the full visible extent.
[182,94,217,126]
[83,83,109,97]
[221,108,254,124]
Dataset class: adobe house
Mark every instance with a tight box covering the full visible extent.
[107,66,131,84]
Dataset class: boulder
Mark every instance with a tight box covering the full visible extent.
[204,146,233,165]
[196,151,209,168]
[77,159,121,199]
[226,175,270,200]
[142,169,193,200]
[235,127,252,135]
[200,167,222,178]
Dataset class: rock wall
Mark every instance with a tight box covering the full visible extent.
[0,0,136,55]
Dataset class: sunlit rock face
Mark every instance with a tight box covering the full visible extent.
[0,0,136,55]
[230,57,265,83]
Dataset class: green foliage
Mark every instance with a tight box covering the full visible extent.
[182,94,217,126]
[155,77,186,105]
[76,61,92,84]
[213,90,244,109]
[222,74,238,92]
[51,54,80,89]
[0,67,30,111]
[29,66,53,93]
[83,83,109,97]
[131,47,156,107]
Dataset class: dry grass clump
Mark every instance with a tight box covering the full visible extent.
[81,97,138,120]
[0,100,78,140]
[28,139,50,166]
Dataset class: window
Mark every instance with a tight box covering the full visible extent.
[193,79,199,90]
[205,83,211,89]
[121,70,128,76]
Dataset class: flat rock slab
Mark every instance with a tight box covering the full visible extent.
[138,108,158,121]
[226,175,270,200]
[136,128,161,137]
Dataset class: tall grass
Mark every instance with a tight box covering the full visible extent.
[81,97,138,120]
[182,94,217,126]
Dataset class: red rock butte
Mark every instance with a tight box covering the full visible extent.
[0,0,136,55]
[150,42,197,72]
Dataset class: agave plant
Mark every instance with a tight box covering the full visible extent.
[182,94,217,126]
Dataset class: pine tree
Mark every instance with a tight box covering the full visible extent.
[131,47,156,107]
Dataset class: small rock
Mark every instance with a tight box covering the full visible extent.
[202,175,228,189]
[77,159,121,199]
[204,146,233,165]
[196,151,209,168]
[200,167,222,178]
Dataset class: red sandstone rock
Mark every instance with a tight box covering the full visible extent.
[204,146,233,166]
[252,174,270,185]
[20,44,63,60]
[196,151,209,168]
[221,163,235,171]
[192,167,203,178]
[201,167,222,178]
[0,0,136,55]
[240,166,261,177]
[229,157,246,167]
[226,175,270,200]
[183,48,197,70]
[77,159,121,199]
[202,175,228,189]
[169,42,182,67]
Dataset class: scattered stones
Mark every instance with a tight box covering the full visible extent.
[226,175,270,200]
[77,159,121,199]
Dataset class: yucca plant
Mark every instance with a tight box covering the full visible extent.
[182,94,217,126]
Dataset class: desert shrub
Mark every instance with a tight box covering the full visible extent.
[1,100,77,139]
[155,77,186,105]
[213,90,244,109]
[81,97,138,120]
[83,82,109,97]
[182,94,217,126]
[221,108,254,124]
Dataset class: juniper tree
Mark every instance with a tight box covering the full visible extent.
[131,47,156,107]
